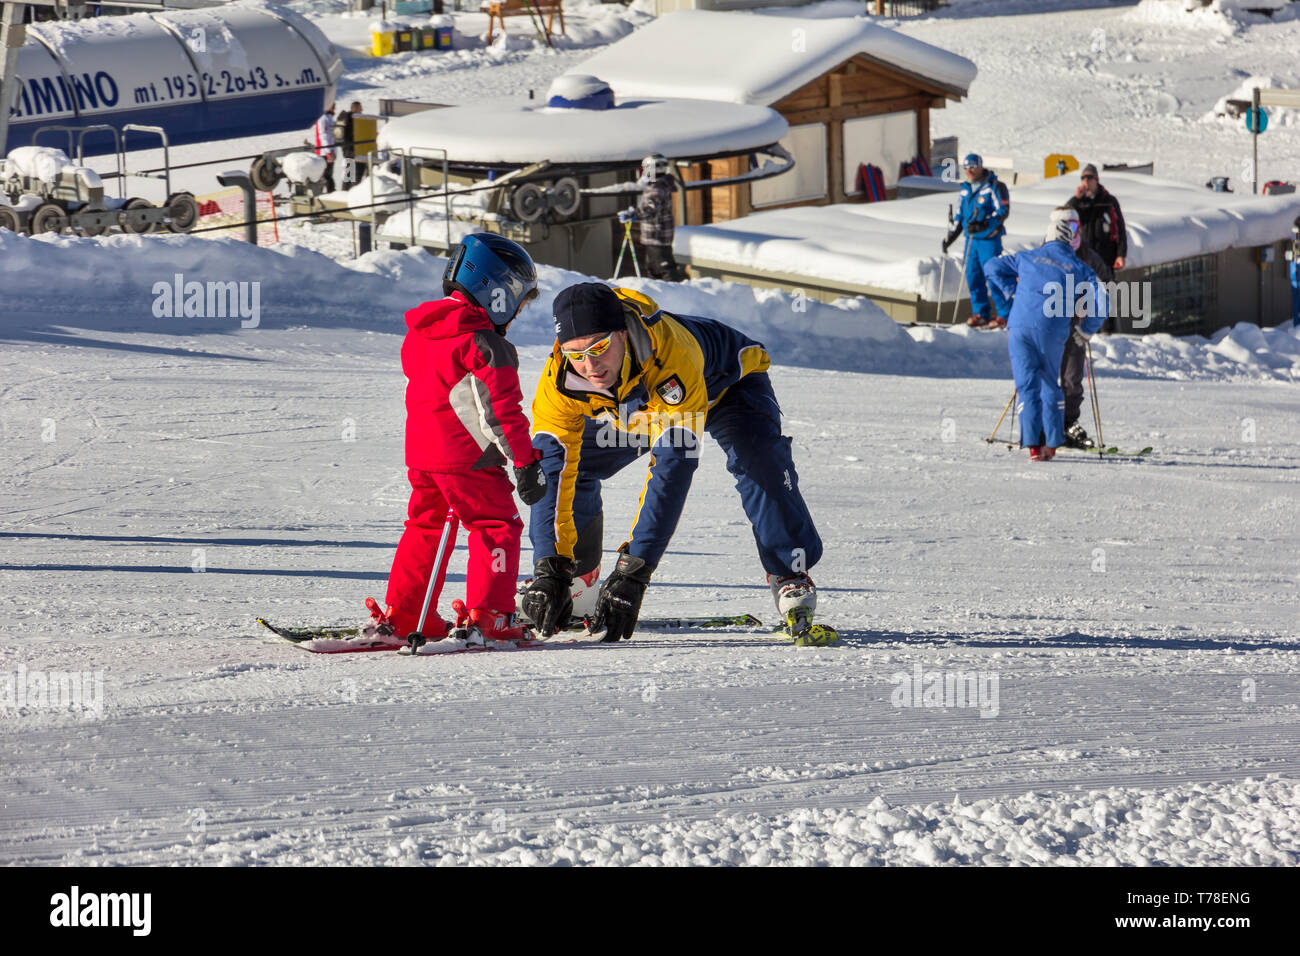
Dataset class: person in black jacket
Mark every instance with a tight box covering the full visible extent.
[1067,164,1127,274]
[335,101,364,188]
[1053,206,1114,449]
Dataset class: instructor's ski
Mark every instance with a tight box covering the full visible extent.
[632,613,765,631]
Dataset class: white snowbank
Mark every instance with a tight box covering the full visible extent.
[1127,0,1293,32]
[3,229,1298,383]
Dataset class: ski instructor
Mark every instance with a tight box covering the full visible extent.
[984,208,1108,462]
[519,282,832,645]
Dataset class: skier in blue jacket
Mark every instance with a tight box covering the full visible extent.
[943,154,1011,328]
[984,207,1108,461]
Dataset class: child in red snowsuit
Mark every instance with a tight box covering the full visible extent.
[372,235,545,641]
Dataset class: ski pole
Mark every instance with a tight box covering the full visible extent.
[935,206,952,323]
[1010,387,1018,446]
[409,507,459,652]
[1086,341,1104,453]
[950,253,968,326]
[986,388,1017,444]
[936,252,948,324]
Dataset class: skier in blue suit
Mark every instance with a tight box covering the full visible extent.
[984,207,1108,462]
[943,154,1011,328]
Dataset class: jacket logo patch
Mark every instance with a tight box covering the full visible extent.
[656,375,684,405]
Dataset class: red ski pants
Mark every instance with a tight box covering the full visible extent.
[385,467,522,634]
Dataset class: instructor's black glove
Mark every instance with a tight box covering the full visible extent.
[941,227,960,253]
[513,458,547,507]
[521,557,573,637]
[593,548,653,643]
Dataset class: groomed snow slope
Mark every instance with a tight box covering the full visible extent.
[1,231,1297,865]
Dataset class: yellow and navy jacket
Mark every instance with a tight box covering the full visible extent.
[530,288,770,569]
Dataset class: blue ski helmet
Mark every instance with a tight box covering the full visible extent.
[962,153,983,169]
[443,233,539,326]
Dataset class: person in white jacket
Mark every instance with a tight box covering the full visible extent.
[313,104,340,191]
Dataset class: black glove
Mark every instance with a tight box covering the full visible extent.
[942,227,960,253]
[968,219,988,234]
[521,557,573,637]
[513,458,547,506]
[593,549,653,643]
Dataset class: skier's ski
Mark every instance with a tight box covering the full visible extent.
[1056,444,1153,458]
[988,439,1153,458]
[398,627,609,655]
[264,612,770,654]
[257,618,405,654]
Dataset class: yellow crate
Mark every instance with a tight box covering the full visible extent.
[371,29,395,57]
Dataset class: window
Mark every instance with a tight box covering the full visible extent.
[842,112,918,194]
[751,123,827,207]
[1144,255,1216,334]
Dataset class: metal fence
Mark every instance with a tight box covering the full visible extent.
[877,0,945,16]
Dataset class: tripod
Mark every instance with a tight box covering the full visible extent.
[613,217,641,279]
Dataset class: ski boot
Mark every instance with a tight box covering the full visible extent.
[966,314,989,328]
[1028,445,1055,462]
[987,316,1007,330]
[452,601,531,647]
[364,597,433,647]
[1063,422,1094,450]
[767,573,838,646]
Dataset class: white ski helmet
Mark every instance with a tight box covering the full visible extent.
[1047,206,1082,249]
[639,153,669,183]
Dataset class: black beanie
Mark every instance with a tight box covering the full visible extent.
[553,283,627,343]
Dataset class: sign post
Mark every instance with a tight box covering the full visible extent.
[0,3,27,160]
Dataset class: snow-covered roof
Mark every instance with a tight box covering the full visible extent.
[377,97,789,165]
[675,173,1300,299]
[568,12,977,107]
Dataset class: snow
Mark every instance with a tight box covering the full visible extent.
[280,151,327,184]
[675,172,1300,299]
[891,1,1300,188]
[301,0,648,57]
[376,96,789,165]
[3,146,75,184]
[3,0,1300,868]
[569,11,977,107]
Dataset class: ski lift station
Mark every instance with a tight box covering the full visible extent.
[280,11,976,280]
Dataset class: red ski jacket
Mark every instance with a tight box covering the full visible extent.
[402,292,536,473]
